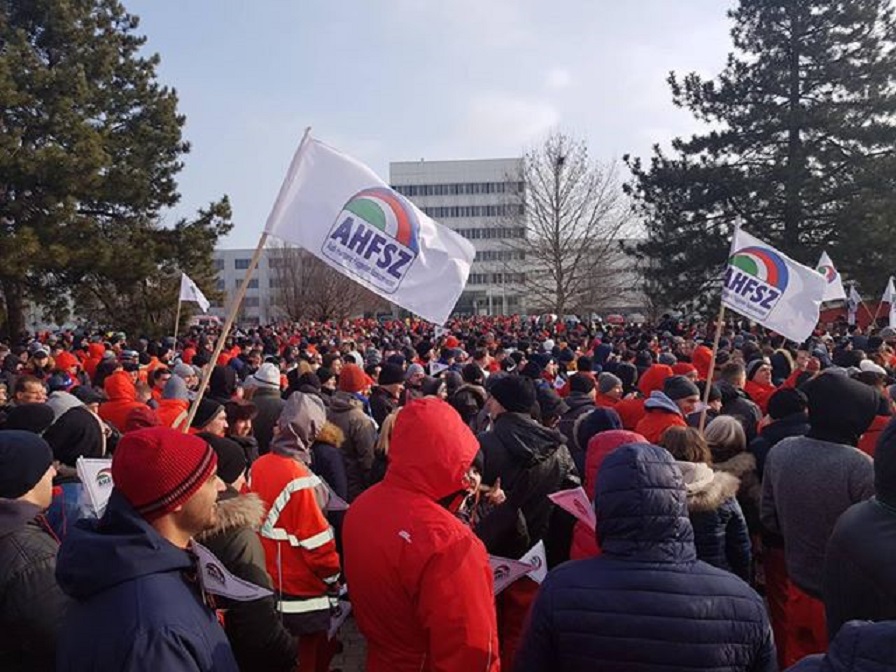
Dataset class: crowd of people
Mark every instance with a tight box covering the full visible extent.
[1,312,895,671]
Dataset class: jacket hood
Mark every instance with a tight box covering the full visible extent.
[196,489,265,540]
[493,412,567,468]
[820,620,896,672]
[454,383,487,405]
[677,463,741,513]
[805,371,879,446]
[638,364,674,396]
[44,405,106,467]
[0,500,43,537]
[644,390,683,416]
[103,371,136,402]
[384,397,479,501]
[583,430,646,502]
[712,451,756,479]
[162,375,190,401]
[87,343,106,359]
[760,413,810,444]
[270,391,326,463]
[329,390,363,413]
[56,489,192,600]
[565,393,595,413]
[595,443,696,563]
[46,391,84,422]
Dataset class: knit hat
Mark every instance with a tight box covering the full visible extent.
[804,372,878,446]
[44,406,106,466]
[569,373,596,395]
[224,399,257,424]
[658,352,677,366]
[54,350,80,372]
[663,375,700,401]
[338,363,372,394]
[112,427,217,521]
[671,363,698,378]
[859,359,887,375]
[405,363,425,381]
[316,367,335,386]
[5,403,56,435]
[378,363,405,387]
[123,406,162,433]
[0,431,54,499]
[249,362,281,390]
[172,362,195,380]
[199,434,247,486]
[536,387,569,418]
[191,399,224,430]
[489,375,536,414]
[598,372,622,395]
[745,359,768,381]
[767,388,808,420]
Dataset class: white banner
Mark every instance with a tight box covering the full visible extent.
[76,457,114,517]
[848,284,861,326]
[179,272,211,313]
[816,251,846,302]
[883,276,896,328]
[263,135,475,325]
[722,228,826,343]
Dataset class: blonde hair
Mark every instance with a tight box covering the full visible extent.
[376,408,401,456]
[704,415,746,461]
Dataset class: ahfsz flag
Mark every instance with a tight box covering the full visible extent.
[847,284,861,326]
[816,251,847,302]
[263,135,475,325]
[722,228,826,343]
[179,272,210,313]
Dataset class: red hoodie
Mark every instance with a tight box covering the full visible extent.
[98,371,144,432]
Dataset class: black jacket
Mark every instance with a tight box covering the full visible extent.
[514,443,776,672]
[823,497,896,641]
[718,381,763,442]
[478,412,579,566]
[556,393,595,458]
[368,386,398,428]
[0,500,70,672]
[196,490,298,672]
[749,412,810,479]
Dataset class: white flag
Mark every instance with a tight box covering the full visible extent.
[179,272,211,313]
[328,599,352,640]
[816,252,847,302]
[429,361,449,376]
[76,457,114,517]
[883,276,896,328]
[263,135,475,325]
[489,556,535,596]
[722,228,826,343]
[548,486,596,531]
[520,539,548,584]
[192,541,273,601]
[847,284,861,326]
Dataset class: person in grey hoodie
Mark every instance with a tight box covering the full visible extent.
[761,371,877,663]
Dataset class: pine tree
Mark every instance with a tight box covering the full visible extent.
[625,0,896,309]
[0,0,231,337]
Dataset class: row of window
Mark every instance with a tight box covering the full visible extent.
[218,257,291,271]
[393,181,525,197]
[474,250,526,262]
[422,204,524,219]
[468,272,526,285]
[455,227,526,240]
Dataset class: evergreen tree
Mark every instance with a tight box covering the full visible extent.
[625,0,896,309]
[0,0,231,337]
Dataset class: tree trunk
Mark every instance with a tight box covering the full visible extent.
[783,3,804,251]
[1,277,26,341]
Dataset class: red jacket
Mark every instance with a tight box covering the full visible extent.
[745,380,777,415]
[98,372,144,432]
[343,398,500,672]
[615,397,646,430]
[635,408,687,444]
[570,430,647,560]
[858,415,890,457]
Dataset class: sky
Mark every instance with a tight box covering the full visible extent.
[125,0,736,248]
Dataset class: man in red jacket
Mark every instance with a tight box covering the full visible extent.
[343,397,500,672]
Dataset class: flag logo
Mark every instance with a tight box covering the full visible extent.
[204,561,227,587]
[817,264,837,283]
[724,245,789,320]
[96,468,113,488]
[322,187,420,294]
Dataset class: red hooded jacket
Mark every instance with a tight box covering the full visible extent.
[98,372,145,431]
[343,398,500,672]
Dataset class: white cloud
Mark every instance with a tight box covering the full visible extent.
[545,68,572,90]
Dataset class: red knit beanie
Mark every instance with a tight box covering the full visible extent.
[112,427,217,521]
[338,363,372,394]
[54,350,80,372]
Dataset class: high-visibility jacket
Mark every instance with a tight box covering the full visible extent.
[250,453,340,618]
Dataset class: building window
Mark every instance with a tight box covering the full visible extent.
[243,297,260,308]
[215,279,224,291]
[247,278,259,289]
[213,258,224,270]
[234,258,251,270]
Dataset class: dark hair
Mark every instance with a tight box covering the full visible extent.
[720,361,746,384]
[661,426,712,464]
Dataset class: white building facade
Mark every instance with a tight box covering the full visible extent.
[210,248,283,324]
[390,158,527,315]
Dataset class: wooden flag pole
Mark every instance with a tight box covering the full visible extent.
[173,298,183,345]
[182,126,313,431]
[698,302,726,434]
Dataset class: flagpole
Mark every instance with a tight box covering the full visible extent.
[699,303,725,433]
[173,298,183,345]
[182,126,313,431]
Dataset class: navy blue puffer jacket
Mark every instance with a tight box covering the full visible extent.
[514,443,776,672]
[787,620,896,672]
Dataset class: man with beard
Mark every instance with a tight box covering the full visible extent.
[55,427,238,671]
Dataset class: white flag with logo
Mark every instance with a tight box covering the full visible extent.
[520,540,548,584]
[76,457,114,517]
[192,541,273,601]
[489,556,535,596]
[816,251,847,302]
[721,228,826,343]
[847,284,861,326]
[263,135,475,325]
[179,272,211,313]
[548,486,596,531]
[883,276,896,328]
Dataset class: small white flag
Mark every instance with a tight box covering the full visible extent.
[76,457,114,517]
[722,228,826,343]
[192,541,274,601]
[328,599,352,640]
[263,135,475,325]
[434,325,450,339]
[520,539,548,584]
[848,284,862,326]
[489,556,536,596]
[179,272,211,313]
[816,252,847,302]
[883,277,896,328]
[548,486,596,531]
[429,361,449,376]
[321,478,349,512]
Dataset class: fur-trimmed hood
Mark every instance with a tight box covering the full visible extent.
[315,420,344,448]
[196,491,266,541]
[713,451,757,479]
[676,462,741,513]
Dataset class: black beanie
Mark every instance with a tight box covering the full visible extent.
[804,371,878,446]
[490,375,537,414]
[570,374,596,395]
[875,419,896,506]
[191,399,224,430]
[0,430,53,498]
[767,388,807,421]
[4,403,56,435]
[378,363,405,387]
[663,375,700,401]
[199,433,247,485]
